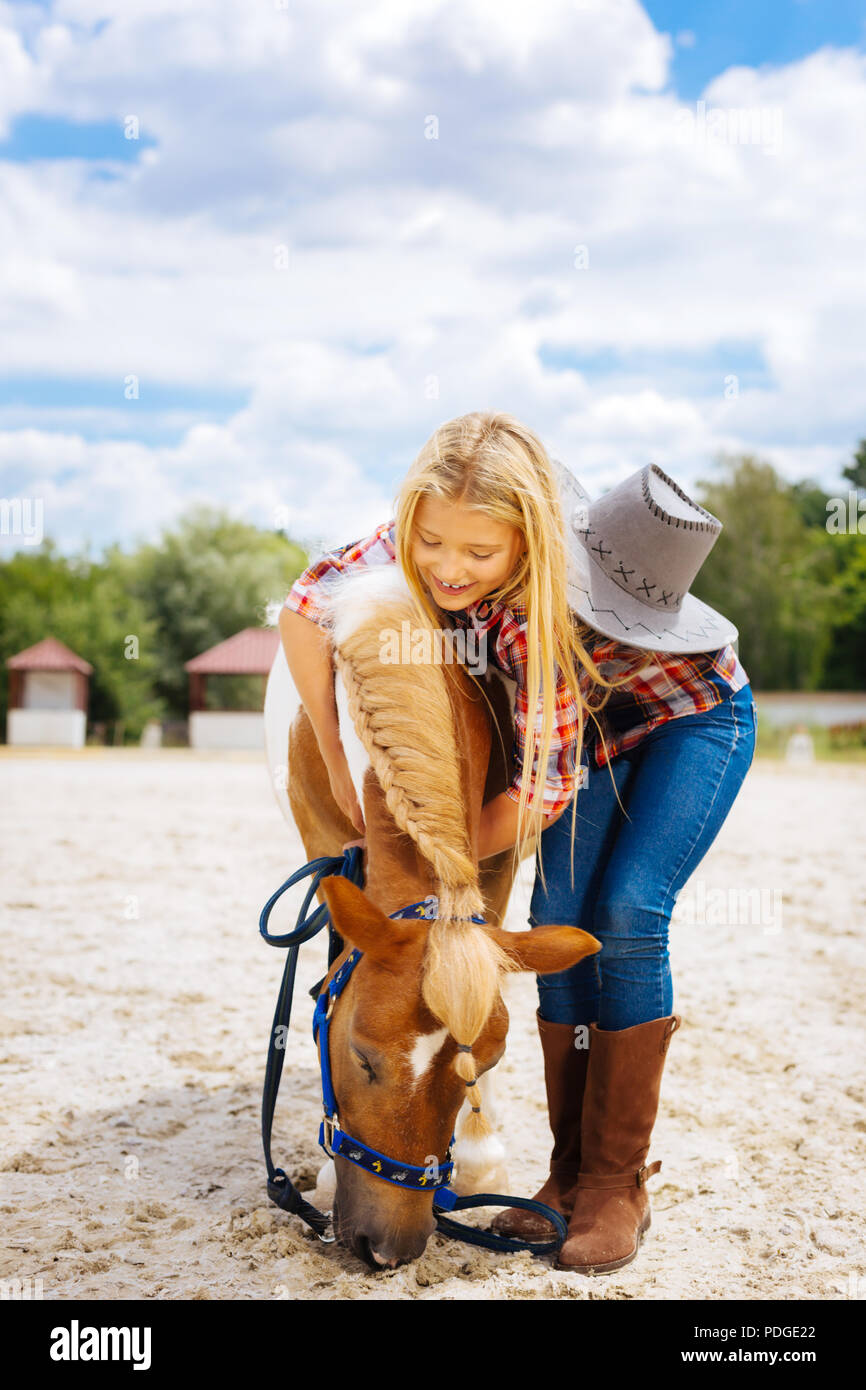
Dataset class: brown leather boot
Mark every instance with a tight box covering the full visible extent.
[555,1013,681,1273]
[490,1012,591,1240]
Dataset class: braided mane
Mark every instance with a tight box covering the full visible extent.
[323,565,517,1141]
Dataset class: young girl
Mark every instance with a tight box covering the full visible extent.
[279,410,755,1276]
[278,411,610,883]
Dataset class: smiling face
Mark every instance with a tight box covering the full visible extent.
[411,495,525,610]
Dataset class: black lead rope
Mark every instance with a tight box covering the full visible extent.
[259,847,364,1240]
[258,845,567,1256]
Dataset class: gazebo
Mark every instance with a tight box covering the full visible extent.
[184,627,280,750]
[6,637,93,748]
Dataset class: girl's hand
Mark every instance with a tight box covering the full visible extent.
[325,743,366,835]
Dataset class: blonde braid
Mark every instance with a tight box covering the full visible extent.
[328,586,517,1142]
[331,644,482,908]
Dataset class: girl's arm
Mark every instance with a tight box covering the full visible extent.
[277,522,397,834]
[477,792,564,861]
[278,606,365,833]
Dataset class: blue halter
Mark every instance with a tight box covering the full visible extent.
[311,896,486,1193]
[259,850,568,1256]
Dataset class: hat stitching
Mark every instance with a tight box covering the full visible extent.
[579,589,724,642]
[574,472,715,611]
[576,528,686,613]
[641,464,718,534]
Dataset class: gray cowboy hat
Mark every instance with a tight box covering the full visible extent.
[550,456,738,654]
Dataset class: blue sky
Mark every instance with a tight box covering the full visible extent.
[644,0,866,95]
[0,0,864,561]
[0,112,157,162]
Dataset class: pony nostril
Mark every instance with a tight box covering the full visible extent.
[357,1235,383,1269]
[370,1247,400,1269]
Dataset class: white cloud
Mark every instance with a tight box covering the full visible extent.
[0,1,864,560]
[0,418,392,557]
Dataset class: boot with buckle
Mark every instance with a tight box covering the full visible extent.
[555,1013,681,1273]
[490,1011,592,1240]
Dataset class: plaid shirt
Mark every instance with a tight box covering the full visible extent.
[580,638,750,768]
[283,520,750,807]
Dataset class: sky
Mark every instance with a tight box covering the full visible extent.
[0,0,864,560]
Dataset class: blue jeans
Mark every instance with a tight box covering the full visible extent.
[529,683,757,1031]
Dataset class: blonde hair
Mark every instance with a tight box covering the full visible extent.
[393,410,644,897]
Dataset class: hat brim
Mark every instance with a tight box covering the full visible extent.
[565,542,738,655]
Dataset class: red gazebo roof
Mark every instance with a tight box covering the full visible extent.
[6,637,93,674]
[184,627,279,676]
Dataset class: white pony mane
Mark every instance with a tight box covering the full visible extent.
[322,564,414,648]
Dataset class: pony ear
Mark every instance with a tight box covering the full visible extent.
[486,923,600,975]
[318,875,426,967]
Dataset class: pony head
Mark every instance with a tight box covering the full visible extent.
[317,874,599,1268]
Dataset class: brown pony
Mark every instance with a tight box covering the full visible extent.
[264,566,599,1267]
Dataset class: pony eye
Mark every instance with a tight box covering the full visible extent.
[351,1046,376,1080]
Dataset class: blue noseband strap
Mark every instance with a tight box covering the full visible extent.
[311,893,485,1192]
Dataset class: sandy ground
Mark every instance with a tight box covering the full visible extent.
[1,748,865,1302]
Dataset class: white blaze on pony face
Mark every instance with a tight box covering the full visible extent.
[407,1026,449,1083]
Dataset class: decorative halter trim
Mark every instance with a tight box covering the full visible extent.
[389,894,487,923]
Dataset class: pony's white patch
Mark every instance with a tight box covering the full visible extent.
[408,1026,449,1082]
[324,564,413,649]
[324,564,413,811]
[335,667,371,811]
[451,1067,509,1195]
[263,642,302,827]
[451,1122,509,1197]
[453,1127,507,1170]
[311,1157,336,1209]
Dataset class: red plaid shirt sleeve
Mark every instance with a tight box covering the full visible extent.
[282,520,397,625]
[494,609,580,817]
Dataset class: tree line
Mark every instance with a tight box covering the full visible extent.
[1,449,863,741]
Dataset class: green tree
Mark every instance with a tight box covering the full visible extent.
[790,478,832,530]
[842,438,866,493]
[0,538,163,738]
[692,456,839,690]
[108,506,307,717]
[817,528,866,689]
[1,509,309,739]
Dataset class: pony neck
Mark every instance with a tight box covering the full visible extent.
[360,789,437,919]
